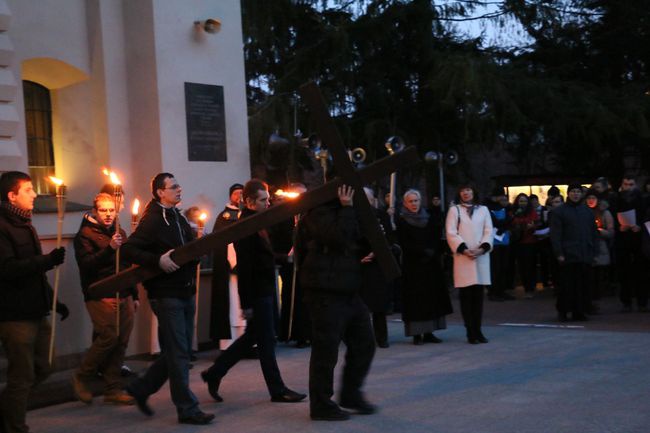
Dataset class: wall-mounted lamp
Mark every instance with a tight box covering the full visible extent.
[194,18,221,34]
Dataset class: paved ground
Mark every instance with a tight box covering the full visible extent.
[26,289,650,433]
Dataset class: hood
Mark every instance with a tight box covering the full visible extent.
[79,211,114,235]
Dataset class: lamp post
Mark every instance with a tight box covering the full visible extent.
[47,176,66,364]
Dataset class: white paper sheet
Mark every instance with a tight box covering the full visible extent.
[617,209,637,227]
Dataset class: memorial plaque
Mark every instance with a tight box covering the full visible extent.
[185,82,227,161]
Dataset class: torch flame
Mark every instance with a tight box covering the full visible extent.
[49,176,64,186]
[102,168,121,185]
[132,198,140,215]
[199,212,208,221]
[275,189,300,199]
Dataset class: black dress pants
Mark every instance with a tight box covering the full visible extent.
[307,292,375,414]
[458,285,484,339]
[203,295,285,396]
[556,263,590,315]
[489,245,510,297]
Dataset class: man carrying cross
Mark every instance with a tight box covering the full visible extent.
[297,183,377,421]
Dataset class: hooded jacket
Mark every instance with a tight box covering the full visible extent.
[122,199,197,299]
[0,206,55,321]
[73,212,138,301]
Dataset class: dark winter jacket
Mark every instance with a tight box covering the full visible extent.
[0,207,55,321]
[297,199,362,295]
[234,207,278,309]
[122,200,197,299]
[550,200,597,264]
[73,213,138,301]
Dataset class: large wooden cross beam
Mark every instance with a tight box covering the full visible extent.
[90,83,419,293]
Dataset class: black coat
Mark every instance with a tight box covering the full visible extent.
[550,201,597,264]
[396,214,452,322]
[359,208,394,313]
[0,207,55,321]
[122,200,197,299]
[73,213,138,301]
[234,207,278,309]
[297,200,362,295]
[209,204,240,341]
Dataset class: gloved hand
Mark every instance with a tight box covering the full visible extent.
[56,301,70,321]
[159,249,180,273]
[48,247,66,266]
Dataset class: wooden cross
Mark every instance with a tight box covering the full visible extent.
[90,82,418,293]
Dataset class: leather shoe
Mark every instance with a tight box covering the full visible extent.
[340,399,377,415]
[178,411,215,425]
[200,370,223,402]
[310,408,351,421]
[71,372,93,405]
[423,333,442,343]
[413,335,423,345]
[126,386,154,416]
[104,391,135,405]
[271,388,307,403]
[476,334,489,344]
[467,338,479,344]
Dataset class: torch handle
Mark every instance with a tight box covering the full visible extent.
[193,226,204,352]
[49,200,65,365]
[389,172,397,230]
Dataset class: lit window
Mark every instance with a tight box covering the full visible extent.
[23,80,55,195]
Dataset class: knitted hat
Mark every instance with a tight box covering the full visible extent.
[567,183,583,193]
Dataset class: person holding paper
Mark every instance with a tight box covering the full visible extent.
[485,187,514,301]
[585,190,614,314]
[510,193,539,298]
[550,184,597,322]
[614,176,647,312]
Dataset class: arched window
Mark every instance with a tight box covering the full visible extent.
[23,80,55,194]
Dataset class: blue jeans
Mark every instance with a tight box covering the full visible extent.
[128,296,199,417]
[204,296,285,396]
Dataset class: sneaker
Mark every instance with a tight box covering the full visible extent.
[120,365,134,377]
[104,391,135,405]
[71,372,93,404]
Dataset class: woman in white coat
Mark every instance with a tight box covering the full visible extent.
[446,185,493,344]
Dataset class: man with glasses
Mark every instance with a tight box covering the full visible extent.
[123,173,214,425]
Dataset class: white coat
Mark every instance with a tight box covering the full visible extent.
[446,204,493,288]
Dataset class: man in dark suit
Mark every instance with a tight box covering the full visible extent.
[200,179,306,404]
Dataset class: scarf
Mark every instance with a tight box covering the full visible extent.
[1,201,32,221]
[460,202,477,218]
[400,206,429,228]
